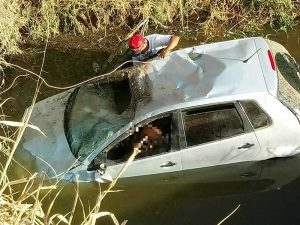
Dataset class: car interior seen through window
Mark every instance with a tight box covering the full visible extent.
[240,101,271,129]
[183,104,244,147]
[92,115,174,168]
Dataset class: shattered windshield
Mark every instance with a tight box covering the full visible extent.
[65,79,134,160]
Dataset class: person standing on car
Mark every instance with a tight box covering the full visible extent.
[128,33,180,62]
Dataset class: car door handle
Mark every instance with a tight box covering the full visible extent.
[160,161,177,168]
[238,143,255,149]
[240,172,257,178]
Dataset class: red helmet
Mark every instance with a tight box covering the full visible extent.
[128,33,145,50]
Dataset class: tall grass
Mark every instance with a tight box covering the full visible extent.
[0,0,299,58]
[0,0,30,55]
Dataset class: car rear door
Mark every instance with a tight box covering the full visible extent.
[180,102,262,170]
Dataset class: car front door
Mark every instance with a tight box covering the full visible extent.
[91,112,182,180]
[180,103,261,171]
[105,150,182,179]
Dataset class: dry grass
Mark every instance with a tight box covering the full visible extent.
[0,167,127,225]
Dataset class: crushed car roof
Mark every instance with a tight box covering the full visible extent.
[110,37,269,118]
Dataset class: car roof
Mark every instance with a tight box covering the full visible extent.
[130,37,269,117]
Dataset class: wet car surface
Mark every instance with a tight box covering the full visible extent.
[19,37,300,182]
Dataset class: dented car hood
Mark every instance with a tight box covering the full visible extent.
[20,90,78,177]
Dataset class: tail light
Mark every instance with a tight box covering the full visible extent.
[267,50,276,71]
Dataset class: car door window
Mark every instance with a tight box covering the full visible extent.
[90,114,177,169]
[183,104,245,147]
[240,101,271,129]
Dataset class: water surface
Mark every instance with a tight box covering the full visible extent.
[3,25,300,225]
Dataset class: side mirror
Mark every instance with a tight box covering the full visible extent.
[94,163,113,183]
[88,151,107,172]
[98,163,107,175]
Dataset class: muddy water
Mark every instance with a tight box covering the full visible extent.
[3,24,300,225]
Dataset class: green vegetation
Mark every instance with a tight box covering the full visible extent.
[0,0,299,58]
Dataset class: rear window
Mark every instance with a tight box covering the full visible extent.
[240,101,271,129]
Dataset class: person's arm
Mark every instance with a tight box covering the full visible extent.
[132,55,140,65]
[159,35,180,58]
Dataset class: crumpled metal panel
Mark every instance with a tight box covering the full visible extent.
[131,38,266,118]
[19,90,78,177]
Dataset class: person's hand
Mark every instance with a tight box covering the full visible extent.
[159,48,170,58]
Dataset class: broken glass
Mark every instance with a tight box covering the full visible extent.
[65,79,134,160]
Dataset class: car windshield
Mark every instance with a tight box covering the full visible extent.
[65,78,135,160]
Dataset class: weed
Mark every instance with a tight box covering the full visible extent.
[0,0,299,58]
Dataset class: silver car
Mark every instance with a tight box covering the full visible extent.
[19,37,300,182]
